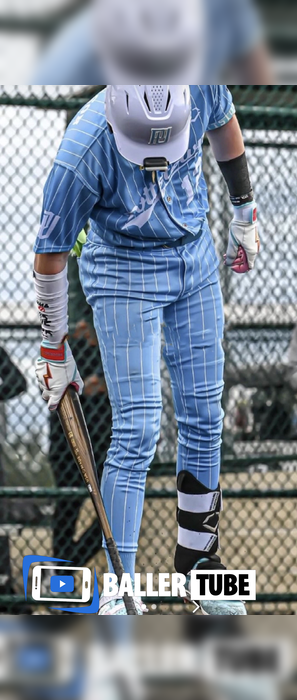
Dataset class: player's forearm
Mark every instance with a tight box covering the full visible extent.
[34,253,69,345]
[208,115,253,208]
[208,115,259,274]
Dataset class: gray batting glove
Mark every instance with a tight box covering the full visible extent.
[225,202,260,273]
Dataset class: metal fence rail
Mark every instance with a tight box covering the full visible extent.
[0,85,296,614]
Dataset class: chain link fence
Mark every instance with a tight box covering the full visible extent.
[0,85,296,614]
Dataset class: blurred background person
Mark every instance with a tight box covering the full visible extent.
[284,323,297,393]
[29,0,273,84]
[0,346,27,610]
[0,0,273,85]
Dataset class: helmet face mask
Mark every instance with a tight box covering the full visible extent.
[105,85,191,171]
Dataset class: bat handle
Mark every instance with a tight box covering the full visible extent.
[123,593,139,615]
[105,539,138,615]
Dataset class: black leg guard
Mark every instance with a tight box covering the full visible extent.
[174,471,223,575]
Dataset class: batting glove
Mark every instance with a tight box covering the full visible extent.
[224,202,260,274]
[35,339,84,411]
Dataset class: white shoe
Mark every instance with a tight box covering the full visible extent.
[98,593,148,615]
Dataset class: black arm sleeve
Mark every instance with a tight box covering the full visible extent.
[217,152,254,207]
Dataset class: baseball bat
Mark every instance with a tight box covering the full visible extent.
[57,385,138,615]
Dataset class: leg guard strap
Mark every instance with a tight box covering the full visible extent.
[175,471,223,574]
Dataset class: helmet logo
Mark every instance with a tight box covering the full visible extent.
[149,127,172,145]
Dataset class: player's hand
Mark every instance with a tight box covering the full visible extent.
[35,339,84,411]
[224,202,260,274]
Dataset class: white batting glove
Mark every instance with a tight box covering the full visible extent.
[224,202,260,274]
[35,339,84,411]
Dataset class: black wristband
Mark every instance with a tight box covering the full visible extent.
[217,152,254,207]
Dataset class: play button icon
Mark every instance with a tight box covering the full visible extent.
[50,575,74,594]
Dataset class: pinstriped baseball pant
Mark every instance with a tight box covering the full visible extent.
[80,226,224,554]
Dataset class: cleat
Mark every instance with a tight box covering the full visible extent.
[199,599,246,615]
[185,557,247,615]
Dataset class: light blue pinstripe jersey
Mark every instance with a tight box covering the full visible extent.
[34,85,235,253]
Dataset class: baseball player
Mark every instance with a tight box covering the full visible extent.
[33,85,259,615]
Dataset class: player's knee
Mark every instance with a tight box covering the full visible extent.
[202,401,224,437]
[129,419,161,463]
[179,399,224,444]
[109,408,162,470]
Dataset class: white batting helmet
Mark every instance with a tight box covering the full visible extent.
[105,85,191,169]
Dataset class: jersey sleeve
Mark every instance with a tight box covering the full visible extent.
[34,164,100,254]
[206,85,236,132]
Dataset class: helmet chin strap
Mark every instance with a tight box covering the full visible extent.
[140,156,169,182]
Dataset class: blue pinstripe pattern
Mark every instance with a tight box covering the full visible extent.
[34,86,235,254]
[79,225,224,555]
